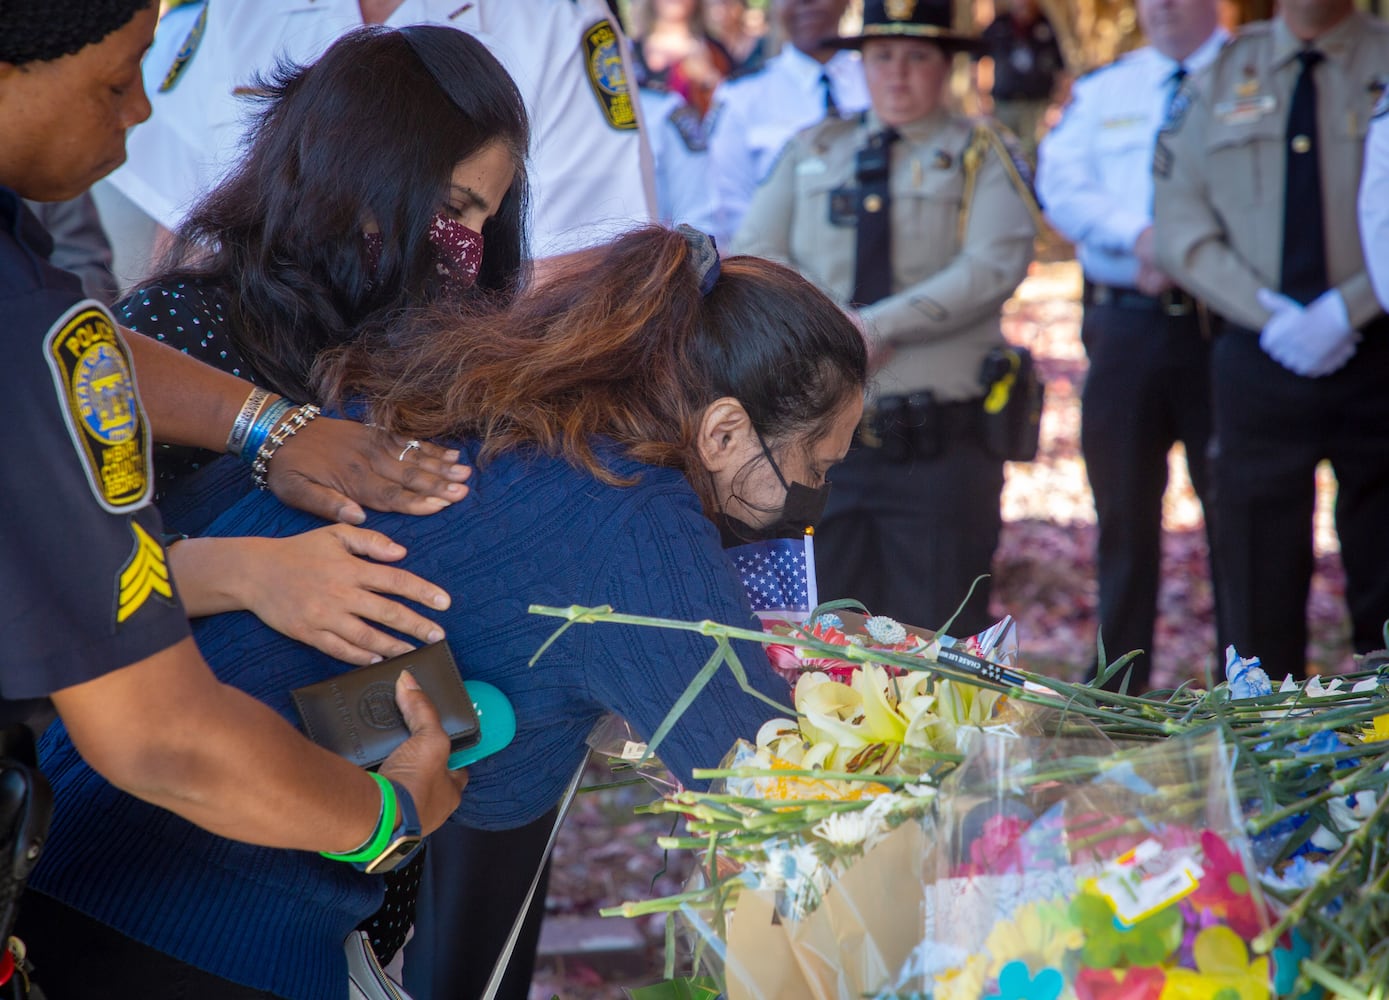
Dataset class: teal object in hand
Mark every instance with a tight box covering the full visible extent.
[449,681,516,769]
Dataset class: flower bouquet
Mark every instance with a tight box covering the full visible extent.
[533,603,1389,999]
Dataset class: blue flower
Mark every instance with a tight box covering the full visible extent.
[1225,646,1271,699]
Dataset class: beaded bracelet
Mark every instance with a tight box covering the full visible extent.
[242,398,295,464]
[250,403,322,490]
[319,771,397,865]
[225,386,272,458]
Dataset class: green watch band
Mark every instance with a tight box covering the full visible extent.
[320,771,397,865]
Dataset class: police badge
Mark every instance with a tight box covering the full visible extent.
[582,20,638,131]
[42,301,152,513]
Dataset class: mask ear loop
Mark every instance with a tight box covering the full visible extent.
[753,427,792,492]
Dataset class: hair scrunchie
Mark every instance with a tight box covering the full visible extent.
[677,224,721,298]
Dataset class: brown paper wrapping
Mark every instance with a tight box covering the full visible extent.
[725,821,931,1000]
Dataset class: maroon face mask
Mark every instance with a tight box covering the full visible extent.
[362,213,485,294]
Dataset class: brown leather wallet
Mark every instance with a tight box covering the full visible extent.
[291,641,479,770]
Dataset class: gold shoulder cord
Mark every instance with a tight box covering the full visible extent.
[957,124,1046,245]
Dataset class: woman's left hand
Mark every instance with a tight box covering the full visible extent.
[171,526,452,664]
[267,416,471,524]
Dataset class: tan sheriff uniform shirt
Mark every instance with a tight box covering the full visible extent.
[1153,12,1389,332]
[732,109,1036,402]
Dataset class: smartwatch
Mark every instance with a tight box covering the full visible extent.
[361,780,423,876]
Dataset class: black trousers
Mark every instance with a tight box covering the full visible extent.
[815,415,1004,637]
[15,891,283,1000]
[403,811,556,1000]
[1209,324,1389,679]
[1080,300,1213,689]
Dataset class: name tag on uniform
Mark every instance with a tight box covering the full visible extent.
[796,158,828,176]
[1215,94,1276,125]
[1100,114,1147,130]
[827,185,858,227]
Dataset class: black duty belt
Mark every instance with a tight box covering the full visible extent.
[1083,280,1197,317]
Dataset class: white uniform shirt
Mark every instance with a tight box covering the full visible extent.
[1036,29,1227,287]
[705,45,868,244]
[1360,95,1389,311]
[638,88,717,233]
[109,0,655,258]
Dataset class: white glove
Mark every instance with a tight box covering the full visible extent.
[1256,288,1360,377]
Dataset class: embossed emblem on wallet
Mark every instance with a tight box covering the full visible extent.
[291,641,480,770]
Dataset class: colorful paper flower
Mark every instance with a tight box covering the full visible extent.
[1074,966,1166,1000]
[1272,930,1323,999]
[936,954,990,1000]
[1159,926,1270,1000]
[954,813,1038,877]
[984,960,1064,1000]
[983,901,1084,977]
[1189,831,1265,939]
[1070,890,1182,968]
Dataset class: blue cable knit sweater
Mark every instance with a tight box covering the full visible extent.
[32,443,788,1000]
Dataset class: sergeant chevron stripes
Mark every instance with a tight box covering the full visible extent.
[117,522,173,623]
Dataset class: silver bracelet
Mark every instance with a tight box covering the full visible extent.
[250,404,322,490]
[225,386,273,458]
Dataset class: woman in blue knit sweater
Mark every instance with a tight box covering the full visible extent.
[23,225,867,1000]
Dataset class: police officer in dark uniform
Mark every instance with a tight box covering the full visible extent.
[1154,0,1389,678]
[1,3,468,987]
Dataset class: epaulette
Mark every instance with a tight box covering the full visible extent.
[158,1,208,93]
[803,112,861,155]
[1228,19,1273,44]
[1073,47,1141,85]
[961,119,1045,238]
[668,103,707,152]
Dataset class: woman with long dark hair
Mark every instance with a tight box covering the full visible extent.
[119,24,530,669]
[126,22,529,484]
[22,225,866,1000]
[101,24,533,982]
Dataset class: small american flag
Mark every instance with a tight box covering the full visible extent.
[728,532,817,619]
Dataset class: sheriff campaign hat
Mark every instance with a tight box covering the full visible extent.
[824,0,981,54]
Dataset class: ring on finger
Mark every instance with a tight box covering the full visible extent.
[398,439,422,462]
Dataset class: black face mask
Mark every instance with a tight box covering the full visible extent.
[714,431,832,548]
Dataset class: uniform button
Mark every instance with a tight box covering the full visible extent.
[1291,134,1312,154]
[864,194,883,213]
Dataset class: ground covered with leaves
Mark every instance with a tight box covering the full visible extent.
[528,260,1355,998]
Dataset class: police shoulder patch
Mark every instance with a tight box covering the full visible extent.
[669,103,707,152]
[582,20,638,131]
[158,1,208,93]
[43,301,153,513]
[116,520,175,625]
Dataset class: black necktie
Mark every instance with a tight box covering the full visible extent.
[819,70,839,118]
[1280,49,1328,305]
[852,128,899,306]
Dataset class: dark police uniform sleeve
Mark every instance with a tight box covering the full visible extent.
[0,192,189,701]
